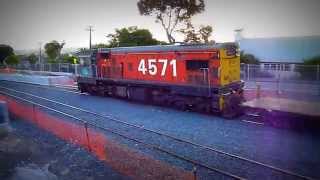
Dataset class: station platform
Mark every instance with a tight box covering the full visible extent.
[242,97,320,131]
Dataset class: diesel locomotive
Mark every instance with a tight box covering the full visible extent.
[77,43,244,118]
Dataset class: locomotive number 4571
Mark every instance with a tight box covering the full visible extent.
[138,59,177,77]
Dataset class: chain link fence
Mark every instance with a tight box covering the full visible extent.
[2,63,320,80]
[241,63,320,82]
[1,62,320,98]
[241,64,320,100]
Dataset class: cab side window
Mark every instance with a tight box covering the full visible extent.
[186,60,208,70]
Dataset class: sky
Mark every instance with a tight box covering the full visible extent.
[0,0,320,50]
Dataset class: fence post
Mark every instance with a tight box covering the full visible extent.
[256,82,261,98]
[59,63,61,72]
[32,104,38,125]
[317,64,319,81]
[192,166,197,180]
[84,122,91,152]
[277,74,281,95]
[74,64,78,76]
[247,64,250,81]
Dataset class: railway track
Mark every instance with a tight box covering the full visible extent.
[0,84,315,180]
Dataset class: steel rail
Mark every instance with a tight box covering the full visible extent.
[0,84,316,180]
[0,90,244,180]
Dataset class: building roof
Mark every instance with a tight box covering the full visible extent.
[238,35,320,63]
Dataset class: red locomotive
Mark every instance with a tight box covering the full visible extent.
[77,43,244,118]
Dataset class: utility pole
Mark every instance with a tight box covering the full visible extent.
[38,42,42,71]
[86,26,94,50]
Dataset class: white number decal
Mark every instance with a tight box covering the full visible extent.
[158,59,168,76]
[170,59,177,77]
[138,59,147,75]
[148,59,157,75]
[138,59,177,77]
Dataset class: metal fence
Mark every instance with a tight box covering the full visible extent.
[3,63,211,85]
[241,63,320,82]
[4,63,81,75]
[241,64,320,98]
[4,63,319,81]
[2,63,320,96]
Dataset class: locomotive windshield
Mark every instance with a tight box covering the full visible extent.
[100,52,110,59]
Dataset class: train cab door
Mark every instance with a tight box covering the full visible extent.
[99,51,110,78]
[120,62,124,79]
[101,65,107,78]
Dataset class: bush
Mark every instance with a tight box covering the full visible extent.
[303,56,320,65]
[0,45,14,64]
[4,55,20,65]
[61,54,79,64]
[240,51,260,64]
[27,53,38,64]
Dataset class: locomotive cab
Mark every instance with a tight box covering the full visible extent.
[96,49,111,78]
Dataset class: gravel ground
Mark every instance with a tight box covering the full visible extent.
[2,117,129,180]
[0,81,320,179]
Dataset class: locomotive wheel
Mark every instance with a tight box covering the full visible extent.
[173,100,187,111]
[221,95,242,119]
[78,84,85,93]
[195,102,211,113]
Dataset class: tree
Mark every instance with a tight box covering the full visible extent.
[44,40,65,63]
[199,25,213,43]
[303,55,320,65]
[0,44,14,64]
[178,20,213,43]
[4,55,20,65]
[28,53,38,64]
[107,26,160,47]
[178,20,200,43]
[61,54,79,64]
[240,51,260,64]
[92,43,109,49]
[137,0,205,43]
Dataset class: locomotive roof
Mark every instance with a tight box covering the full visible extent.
[98,42,238,54]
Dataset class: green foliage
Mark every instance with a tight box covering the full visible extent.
[77,48,90,54]
[92,43,110,49]
[107,26,160,47]
[4,55,20,65]
[178,20,213,43]
[137,0,205,43]
[303,56,320,65]
[44,40,65,62]
[61,54,79,64]
[240,51,260,64]
[199,25,213,43]
[0,44,14,64]
[178,20,200,43]
[27,53,38,64]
